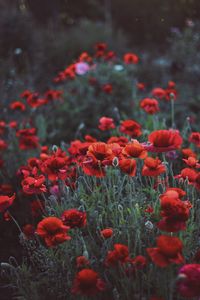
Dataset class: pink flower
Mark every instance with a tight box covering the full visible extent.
[177,264,200,298]
[75,62,90,75]
[98,117,115,131]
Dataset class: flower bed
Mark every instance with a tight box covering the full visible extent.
[0,44,200,300]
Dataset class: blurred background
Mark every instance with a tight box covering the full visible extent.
[1,0,200,96]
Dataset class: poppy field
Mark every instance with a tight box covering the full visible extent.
[1,43,200,300]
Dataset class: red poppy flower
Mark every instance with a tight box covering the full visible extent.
[124,53,139,64]
[120,120,142,138]
[22,175,47,195]
[105,51,116,60]
[16,128,39,150]
[79,52,92,63]
[82,157,106,177]
[140,98,159,114]
[176,168,197,183]
[107,136,129,147]
[26,93,47,108]
[98,117,115,131]
[40,149,69,181]
[100,228,113,238]
[157,195,190,232]
[45,90,63,101]
[9,121,17,129]
[162,187,186,199]
[168,81,176,88]
[61,209,86,228]
[87,142,114,165]
[165,88,178,101]
[10,101,26,111]
[122,140,147,159]
[84,135,97,143]
[142,157,166,177]
[189,132,200,147]
[102,84,113,94]
[146,130,182,152]
[182,148,197,158]
[177,264,200,298]
[151,87,166,99]
[137,82,145,91]
[20,90,32,99]
[76,256,90,268]
[131,255,147,269]
[71,269,106,296]
[0,194,15,212]
[119,158,137,176]
[95,43,107,51]
[147,235,184,267]
[183,156,200,168]
[105,244,129,267]
[0,139,8,151]
[36,217,71,247]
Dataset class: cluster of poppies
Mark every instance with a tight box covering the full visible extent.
[0,43,200,299]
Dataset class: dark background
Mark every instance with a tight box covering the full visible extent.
[1,0,200,93]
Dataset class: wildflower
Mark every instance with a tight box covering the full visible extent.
[36,217,71,247]
[123,53,139,64]
[157,194,190,232]
[177,264,200,298]
[142,157,166,177]
[0,194,15,213]
[137,82,145,91]
[122,140,147,158]
[147,235,184,267]
[0,140,8,151]
[162,187,186,199]
[71,269,106,296]
[168,81,176,88]
[182,148,197,158]
[119,158,137,176]
[10,101,26,111]
[100,228,113,239]
[61,209,86,228]
[86,142,114,165]
[98,117,115,131]
[189,132,200,147]
[176,168,197,183]
[120,119,142,138]
[146,130,182,152]
[16,128,39,150]
[22,175,47,195]
[40,148,69,181]
[107,136,129,147]
[95,43,107,52]
[183,156,200,168]
[140,98,159,114]
[105,244,129,267]
[102,84,113,94]
[76,256,90,268]
[151,87,166,99]
[75,62,90,75]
